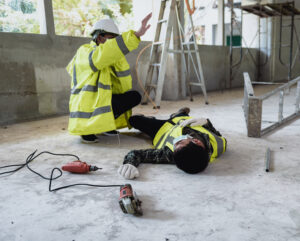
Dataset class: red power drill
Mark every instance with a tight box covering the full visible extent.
[62,160,101,174]
[119,184,143,216]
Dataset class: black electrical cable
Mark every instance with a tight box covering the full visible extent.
[49,168,121,192]
[24,150,80,180]
[0,150,123,192]
[0,150,37,176]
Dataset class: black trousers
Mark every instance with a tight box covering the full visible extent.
[129,113,189,140]
[112,90,141,118]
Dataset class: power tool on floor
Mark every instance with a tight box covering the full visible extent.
[62,160,101,174]
[119,184,143,216]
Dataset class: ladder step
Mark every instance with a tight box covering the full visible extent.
[182,42,195,45]
[157,19,168,24]
[168,49,198,53]
[151,63,161,67]
[190,82,203,87]
[282,24,292,27]
[232,46,241,49]
[153,41,164,45]
[281,44,291,48]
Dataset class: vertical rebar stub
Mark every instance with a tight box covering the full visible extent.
[265,148,271,172]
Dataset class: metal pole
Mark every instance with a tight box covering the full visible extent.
[258,13,261,82]
[288,10,295,82]
[296,80,300,113]
[265,148,271,172]
[229,0,234,89]
[278,90,284,123]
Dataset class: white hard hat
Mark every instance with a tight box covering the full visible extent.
[90,18,120,36]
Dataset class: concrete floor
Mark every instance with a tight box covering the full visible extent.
[0,87,299,241]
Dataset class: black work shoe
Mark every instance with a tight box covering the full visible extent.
[81,134,99,143]
[101,130,119,136]
[170,107,190,119]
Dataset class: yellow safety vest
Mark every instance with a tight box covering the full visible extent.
[66,30,140,135]
[153,116,227,162]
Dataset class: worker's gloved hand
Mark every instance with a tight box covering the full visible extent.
[118,164,139,180]
[180,117,208,127]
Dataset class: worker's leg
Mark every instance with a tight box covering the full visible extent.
[129,115,166,140]
[129,107,190,140]
[112,91,141,118]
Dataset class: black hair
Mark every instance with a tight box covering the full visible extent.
[173,142,209,174]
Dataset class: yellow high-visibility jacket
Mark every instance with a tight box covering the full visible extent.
[66,30,140,135]
[153,116,227,162]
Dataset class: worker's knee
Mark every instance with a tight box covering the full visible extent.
[129,90,141,106]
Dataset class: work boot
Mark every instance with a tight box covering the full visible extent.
[170,107,190,119]
[81,134,99,143]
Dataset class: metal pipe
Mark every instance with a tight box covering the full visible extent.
[278,90,284,122]
[296,81,300,113]
[265,148,271,172]
[288,10,295,82]
[278,10,287,67]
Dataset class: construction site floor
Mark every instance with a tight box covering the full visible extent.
[0,87,299,241]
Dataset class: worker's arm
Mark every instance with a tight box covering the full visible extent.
[91,13,152,71]
[124,147,174,167]
[118,147,174,180]
[91,30,140,70]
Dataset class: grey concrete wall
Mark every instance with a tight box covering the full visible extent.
[0,32,85,125]
[0,31,259,125]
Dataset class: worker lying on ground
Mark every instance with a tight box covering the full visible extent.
[66,13,152,143]
[118,107,227,179]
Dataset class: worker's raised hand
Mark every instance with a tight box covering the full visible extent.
[118,164,140,180]
[180,118,208,127]
[135,12,152,38]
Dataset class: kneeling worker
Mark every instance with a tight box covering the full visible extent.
[66,13,152,143]
[118,108,227,179]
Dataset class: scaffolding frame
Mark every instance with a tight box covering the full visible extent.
[229,0,300,88]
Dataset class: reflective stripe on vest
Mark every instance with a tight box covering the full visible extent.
[112,67,131,77]
[116,36,129,55]
[71,82,111,94]
[89,49,98,72]
[73,64,77,87]
[70,105,111,118]
[154,124,178,149]
[71,69,111,94]
[208,131,224,156]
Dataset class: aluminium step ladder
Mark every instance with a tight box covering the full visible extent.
[141,0,208,108]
